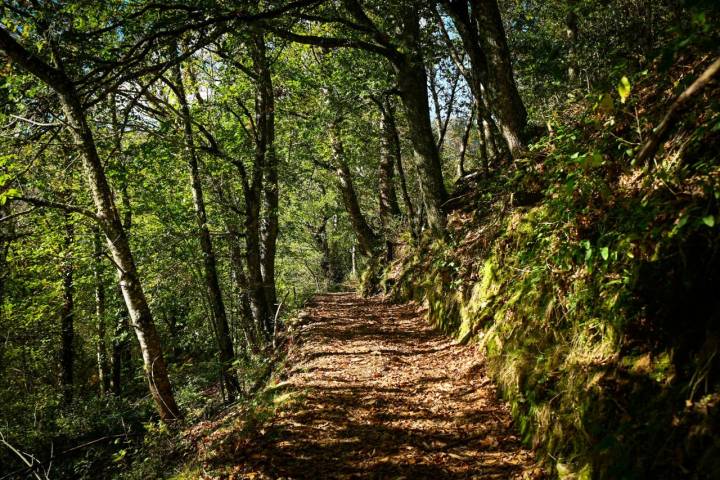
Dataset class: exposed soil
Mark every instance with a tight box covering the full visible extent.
[232,293,543,479]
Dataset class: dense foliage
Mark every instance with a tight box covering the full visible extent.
[1,0,718,478]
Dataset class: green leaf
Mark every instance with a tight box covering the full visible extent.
[598,94,614,114]
[112,449,127,462]
[702,215,715,227]
[600,246,609,260]
[617,76,632,104]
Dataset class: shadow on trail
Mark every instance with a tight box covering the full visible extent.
[234,293,541,479]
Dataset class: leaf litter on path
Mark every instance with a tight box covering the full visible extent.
[213,293,545,479]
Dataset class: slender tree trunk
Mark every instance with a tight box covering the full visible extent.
[60,93,181,420]
[172,60,239,398]
[429,66,460,154]
[458,106,476,177]
[480,109,498,166]
[379,103,402,260]
[379,105,402,220]
[93,228,109,396]
[330,123,379,257]
[60,213,74,403]
[109,306,126,396]
[386,104,416,223]
[566,0,579,83]
[351,244,357,277]
[227,222,258,351]
[244,170,272,338]
[252,34,279,318]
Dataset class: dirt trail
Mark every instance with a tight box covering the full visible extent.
[241,293,541,479]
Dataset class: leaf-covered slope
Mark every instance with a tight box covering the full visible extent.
[375,54,720,479]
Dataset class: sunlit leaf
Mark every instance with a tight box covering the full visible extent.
[617,76,632,104]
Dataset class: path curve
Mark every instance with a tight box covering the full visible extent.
[242,293,542,479]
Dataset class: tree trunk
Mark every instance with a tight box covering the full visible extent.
[379,103,402,220]
[60,93,181,420]
[60,213,74,403]
[109,303,126,396]
[172,60,239,398]
[93,228,109,396]
[227,222,259,351]
[244,169,272,338]
[391,6,447,234]
[480,108,498,166]
[252,34,279,319]
[0,29,179,419]
[470,0,528,157]
[395,60,448,234]
[379,102,402,260]
[442,0,527,159]
[458,106,476,177]
[566,0,579,83]
[330,123,379,257]
[387,105,416,223]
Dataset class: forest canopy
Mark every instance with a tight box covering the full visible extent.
[1,0,719,478]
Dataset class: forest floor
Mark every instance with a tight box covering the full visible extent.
[209,293,544,479]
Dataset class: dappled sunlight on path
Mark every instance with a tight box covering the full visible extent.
[236,293,542,479]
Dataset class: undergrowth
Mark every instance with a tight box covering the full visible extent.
[370,52,720,479]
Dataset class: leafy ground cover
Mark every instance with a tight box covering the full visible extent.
[175,293,544,479]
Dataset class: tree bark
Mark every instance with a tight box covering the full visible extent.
[60,213,74,403]
[566,0,579,83]
[386,105,416,223]
[379,101,402,260]
[442,0,528,158]
[252,34,279,320]
[470,0,528,157]
[227,222,259,351]
[93,228,110,396]
[379,102,402,220]
[393,9,449,234]
[330,123,379,257]
[458,106,476,177]
[172,60,239,398]
[0,28,182,420]
[244,181,271,338]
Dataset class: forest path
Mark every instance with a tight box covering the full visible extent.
[239,293,542,479]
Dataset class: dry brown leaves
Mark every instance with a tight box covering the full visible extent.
[209,293,545,479]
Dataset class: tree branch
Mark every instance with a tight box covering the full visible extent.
[8,196,98,221]
[638,56,720,166]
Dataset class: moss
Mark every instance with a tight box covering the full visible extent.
[381,139,720,479]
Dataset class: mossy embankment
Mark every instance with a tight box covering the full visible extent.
[365,56,720,478]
